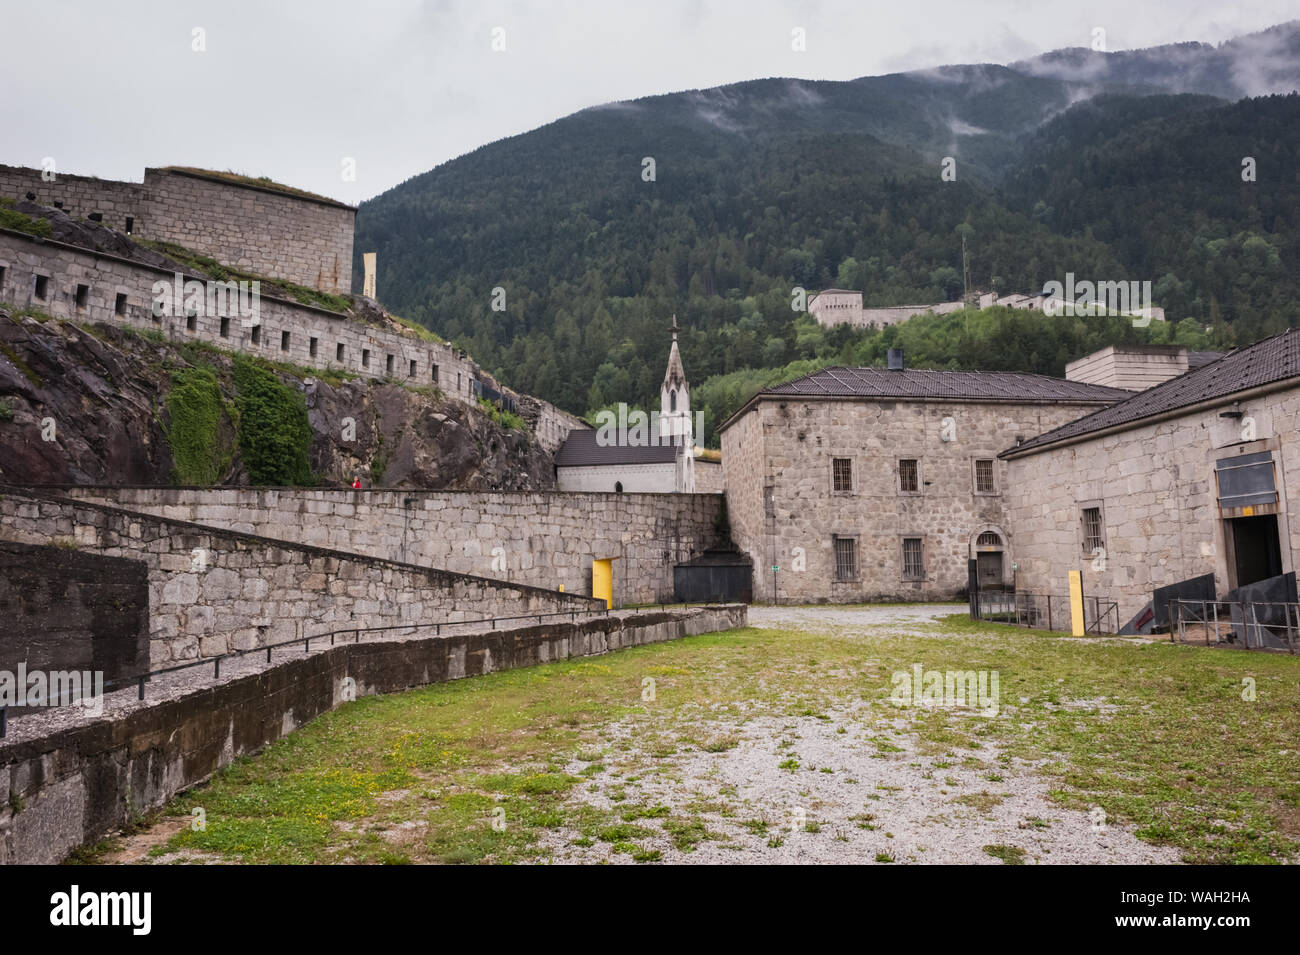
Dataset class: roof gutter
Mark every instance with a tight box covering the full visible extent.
[1000,376,1300,460]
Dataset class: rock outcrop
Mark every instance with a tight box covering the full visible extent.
[0,309,555,489]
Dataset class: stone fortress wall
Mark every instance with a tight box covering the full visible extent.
[0,163,587,453]
[0,489,603,665]
[0,227,584,453]
[0,164,354,294]
[60,486,728,607]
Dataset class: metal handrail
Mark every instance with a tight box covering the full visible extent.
[974,590,1119,635]
[1170,598,1298,653]
[0,601,734,737]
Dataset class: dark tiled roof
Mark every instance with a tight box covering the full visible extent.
[1006,329,1300,456]
[761,366,1132,402]
[555,428,683,467]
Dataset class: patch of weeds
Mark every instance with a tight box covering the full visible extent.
[596,823,650,843]
[620,804,670,822]
[663,817,712,852]
[983,844,1027,865]
[954,791,1004,813]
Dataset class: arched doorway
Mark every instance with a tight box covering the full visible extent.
[972,528,1008,591]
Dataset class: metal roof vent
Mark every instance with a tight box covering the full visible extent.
[887,348,905,371]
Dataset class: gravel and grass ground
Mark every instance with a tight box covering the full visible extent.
[91,605,1300,865]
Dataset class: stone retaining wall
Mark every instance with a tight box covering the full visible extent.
[0,490,601,665]
[60,487,728,606]
[0,604,746,864]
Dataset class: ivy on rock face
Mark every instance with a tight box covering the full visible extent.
[231,354,314,486]
[164,365,236,485]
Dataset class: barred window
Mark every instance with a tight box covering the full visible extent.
[902,538,924,578]
[974,459,996,493]
[1082,507,1104,554]
[899,459,919,493]
[976,531,1002,548]
[834,537,857,581]
[833,458,853,492]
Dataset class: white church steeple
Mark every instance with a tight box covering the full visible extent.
[660,314,692,443]
[659,315,695,493]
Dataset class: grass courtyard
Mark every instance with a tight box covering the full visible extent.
[96,606,1300,865]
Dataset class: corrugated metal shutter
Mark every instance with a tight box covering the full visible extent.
[1215,451,1277,509]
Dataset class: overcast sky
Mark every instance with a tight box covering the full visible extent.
[4,0,1299,205]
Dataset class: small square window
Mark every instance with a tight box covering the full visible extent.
[310,337,319,358]
[114,292,127,316]
[0,265,8,291]
[362,348,370,368]
[832,457,852,492]
[219,316,230,338]
[1082,507,1104,555]
[899,459,919,493]
[124,216,134,235]
[974,459,996,494]
[281,330,290,351]
[251,324,261,345]
[186,313,197,332]
[409,359,417,378]
[431,363,439,384]
[386,354,394,375]
[75,284,89,309]
[34,275,49,300]
[336,343,345,361]
[902,538,924,579]
[834,537,857,582]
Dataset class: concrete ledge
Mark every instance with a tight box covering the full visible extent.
[0,604,746,864]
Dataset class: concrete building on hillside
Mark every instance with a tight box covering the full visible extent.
[718,353,1130,603]
[809,285,1167,332]
[808,289,963,330]
[1002,328,1300,633]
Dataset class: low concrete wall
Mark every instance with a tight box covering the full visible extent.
[0,489,601,665]
[0,604,746,864]
[58,487,728,606]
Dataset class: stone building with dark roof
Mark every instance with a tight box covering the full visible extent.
[1002,328,1300,628]
[718,350,1131,603]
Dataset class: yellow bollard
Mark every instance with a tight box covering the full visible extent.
[1068,570,1085,636]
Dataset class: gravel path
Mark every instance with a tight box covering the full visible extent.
[537,604,1181,865]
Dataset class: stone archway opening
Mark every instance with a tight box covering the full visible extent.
[973,529,1008,591]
